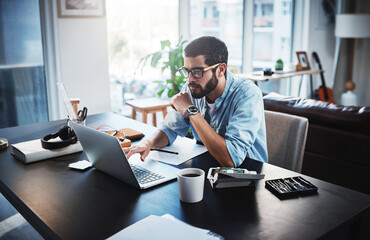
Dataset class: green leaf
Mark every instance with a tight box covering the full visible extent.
[137,55,151,74]
[177,55,184,68]
[150,52,162,67]
[169,49,177,73]
[166,78,175,84]
[160,40,171,50]
[168,89,177,98]
[161,62,169,72]
[157,89,165,97]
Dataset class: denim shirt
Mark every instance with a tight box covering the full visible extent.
[159,72,268,166]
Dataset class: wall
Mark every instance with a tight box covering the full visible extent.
[57,15,111,118]
[291,0,336,99]
[307,0,336,91]
[292,0,370,106]
[333,0,370,106]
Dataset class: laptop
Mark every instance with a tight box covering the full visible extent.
[70,121,178,189]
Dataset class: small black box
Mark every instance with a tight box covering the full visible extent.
[265,176,318,199]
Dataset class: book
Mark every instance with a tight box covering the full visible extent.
[12,139,83,164]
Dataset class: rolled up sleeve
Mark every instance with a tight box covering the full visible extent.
[225,91,265,166]
[159,110,191,145]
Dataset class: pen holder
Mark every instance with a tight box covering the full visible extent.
[76,119,86,126]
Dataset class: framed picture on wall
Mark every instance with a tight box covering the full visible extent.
[296,51,311,70]
[58,0,106,18]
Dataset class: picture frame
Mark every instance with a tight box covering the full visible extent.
[58,0,106,18]
[296,51,311,70]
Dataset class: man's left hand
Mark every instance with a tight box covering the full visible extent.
[170,92,193,115]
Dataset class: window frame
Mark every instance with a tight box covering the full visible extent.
[39,0,63,121]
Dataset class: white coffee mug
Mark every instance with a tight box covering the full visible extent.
[177,168,205,203]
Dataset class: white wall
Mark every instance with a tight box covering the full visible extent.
[333,0,370,106]
[57,17,111,118]
[302,0,370,106]
[307,0,336,89]
[291,0,336,99]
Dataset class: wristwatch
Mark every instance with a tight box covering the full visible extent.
[183,105,199,120]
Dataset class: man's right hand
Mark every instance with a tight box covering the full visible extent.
[170,92,193,115]
[123,139,152,162]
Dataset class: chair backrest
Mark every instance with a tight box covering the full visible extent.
[264,110,308,172]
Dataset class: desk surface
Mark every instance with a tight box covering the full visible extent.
[0,112,369,240]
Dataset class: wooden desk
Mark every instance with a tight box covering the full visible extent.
[126,97,170,126]
[0,113,369,240]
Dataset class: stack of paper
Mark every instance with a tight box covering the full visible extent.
[147,137,207,165]
[12,139,83,164]
[107,214,223,240]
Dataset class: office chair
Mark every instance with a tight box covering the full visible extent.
[264,110,308,173]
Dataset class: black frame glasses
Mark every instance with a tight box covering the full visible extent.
[178,63,220,79]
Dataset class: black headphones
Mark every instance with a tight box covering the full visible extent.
[41,125,78,150]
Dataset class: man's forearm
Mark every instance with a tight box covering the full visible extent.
[145,129,169,149]
[125,129,169,160]
[188,113,234,167]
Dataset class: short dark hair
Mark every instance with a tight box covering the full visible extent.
[184,36,228,67]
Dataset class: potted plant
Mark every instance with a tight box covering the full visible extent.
[138,37,187,98]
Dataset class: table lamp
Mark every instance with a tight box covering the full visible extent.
[335,14,370,106]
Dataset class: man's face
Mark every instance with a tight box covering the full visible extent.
[184,56,219,99]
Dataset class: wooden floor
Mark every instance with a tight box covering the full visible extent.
[0,193,43,240]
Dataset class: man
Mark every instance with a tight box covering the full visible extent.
[125,36,267,167]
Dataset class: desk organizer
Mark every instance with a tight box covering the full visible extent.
[265,176,318,199]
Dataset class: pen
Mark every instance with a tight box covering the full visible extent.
[150,148,179,155]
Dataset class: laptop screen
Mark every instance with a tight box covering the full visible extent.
[57,81,78,121]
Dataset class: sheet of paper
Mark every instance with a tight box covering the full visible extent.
[147,137,207,165]
[107,214,222,240]
[68,160,92,170]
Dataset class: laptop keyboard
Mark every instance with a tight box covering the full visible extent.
[131,164,165,185]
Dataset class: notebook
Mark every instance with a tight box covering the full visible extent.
[70,121,178,189]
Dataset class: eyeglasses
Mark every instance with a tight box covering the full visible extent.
[178,63,220,79]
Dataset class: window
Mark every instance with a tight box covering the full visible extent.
[251,0,294,93]
[105,0,295,114]
[106,0,179,115]
[189,0,244,73]
[0,0,48,128]
[282,1,292,15]
[185,0,294,90]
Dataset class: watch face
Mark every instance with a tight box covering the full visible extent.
[188,105,198,114]
[184,105,199,120]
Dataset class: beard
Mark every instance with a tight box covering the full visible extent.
[189,72,218,99]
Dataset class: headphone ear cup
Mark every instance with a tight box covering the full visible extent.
[69,128,76,138]
[59,125,73,140]
[41,125,77,150]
